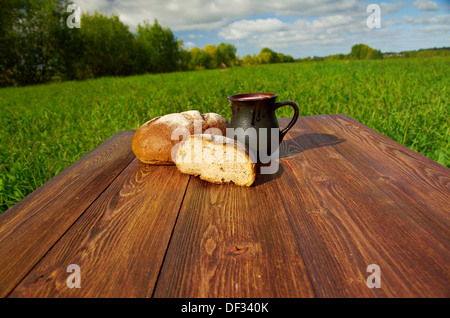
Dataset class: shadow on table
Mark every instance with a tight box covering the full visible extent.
[253,133,346,187]
[280,133,346,159]
[253,163,284,187]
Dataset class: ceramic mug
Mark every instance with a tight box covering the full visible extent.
[227,93,299,161]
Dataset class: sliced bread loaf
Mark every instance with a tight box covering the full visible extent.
[175,134,256,187]
[132,111,230,165]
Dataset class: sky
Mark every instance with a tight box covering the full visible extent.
[73,0,450,58]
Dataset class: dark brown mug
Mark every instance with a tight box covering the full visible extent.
[227,93,299,161]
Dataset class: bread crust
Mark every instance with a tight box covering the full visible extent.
[202,113,230,136]
[132,112,230,165]
[181,110,209,131]
[175,134,256,187]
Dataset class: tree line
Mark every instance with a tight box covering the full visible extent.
[324,44,383,61]
[299,44,449,62]
[394,47,450,58]
[0,0,294,87]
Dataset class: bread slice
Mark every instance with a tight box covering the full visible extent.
[175,134,256,187]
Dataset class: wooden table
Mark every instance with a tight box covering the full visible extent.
[0,115,448,298]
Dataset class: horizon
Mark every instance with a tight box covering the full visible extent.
[72,0,450,59]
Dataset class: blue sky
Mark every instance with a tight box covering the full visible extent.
[75,0,450,58]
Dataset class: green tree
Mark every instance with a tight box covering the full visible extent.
[325,54,347,61]
[257,47,278,64]
[134,19,180,73]
[55,1,88,80]
[216,43,237,67]
[241,54,258,66]
[188,47,209,70]
[79,12,134,78]
[0,0,66,86]
[0,0,23,86]
[204,44,218,69]
[349,44,383,60]
[282,54,295,63]
[254,47,293,64]
[367,49,383,60]
[177,40,192,71]
[350,44,368,59]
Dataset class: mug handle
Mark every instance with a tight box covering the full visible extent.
[274,100,299,141]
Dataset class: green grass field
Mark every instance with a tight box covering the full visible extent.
[0,57,449,213]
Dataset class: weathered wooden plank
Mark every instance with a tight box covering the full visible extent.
[153,150,316,298]
[4,116,449,298]
[0,131,136,297]
[303,115,450,239]
[277,115,449,297]
[9,159,190,297]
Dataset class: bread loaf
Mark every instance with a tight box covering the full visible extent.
[132,111,230,165]
[181,110,209,131]
[202,113,230,136]
[175,134,256,187]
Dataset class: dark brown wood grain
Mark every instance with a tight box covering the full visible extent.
[9,159,190,297]
[1,116,449,298]
[278,115,449,297]
[280,115,450,244]
[304,115,450,238]
[153,172,316,298]
[0,130,136,298]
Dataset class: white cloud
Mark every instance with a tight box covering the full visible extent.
[187,34,203,39]
[216,2,446,53]
[73,0,270,31]
[312,15,354,29]
[183,41,196,48]
[268,0,363,17]
[72,0,407,32]
[219,18,288,40]
[72,0,110,13]
[70,0,447,58]
[417,24,450,33]
[219,14,370,51]
[404,13,450,25]
[380,2,407,14]
[412,0,438,11]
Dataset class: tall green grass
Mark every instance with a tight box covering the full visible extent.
[0,57,449,212]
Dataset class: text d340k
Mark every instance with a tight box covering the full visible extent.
[181,302,269,315]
